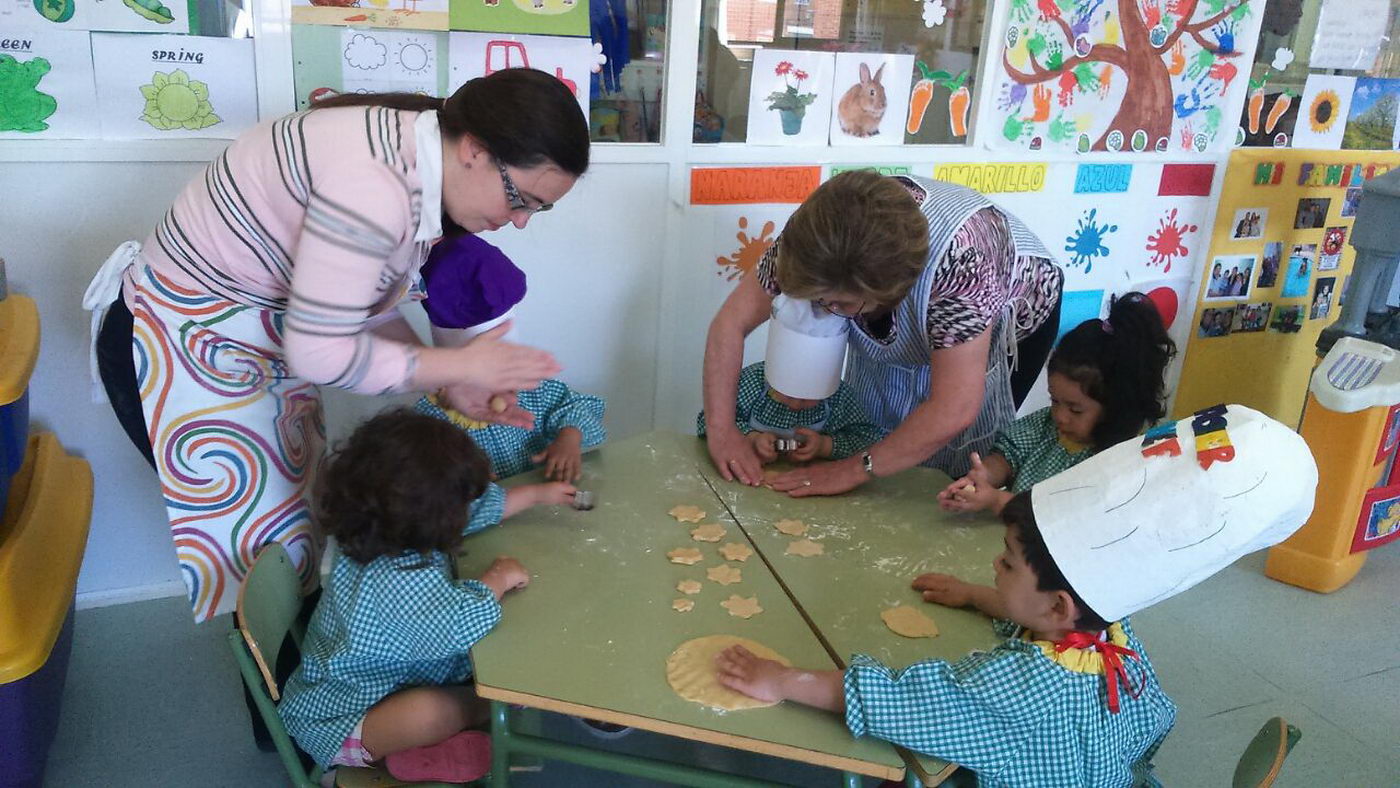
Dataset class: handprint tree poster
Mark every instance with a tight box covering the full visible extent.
[989,0,1264,154]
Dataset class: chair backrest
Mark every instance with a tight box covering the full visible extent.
[236,542,304,701]
[1232,716,1302,788]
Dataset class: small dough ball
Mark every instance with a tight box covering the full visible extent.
[489,395,508,413]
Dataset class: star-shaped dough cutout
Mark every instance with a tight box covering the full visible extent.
[677,579,703,595]
[672,598,695,613]
[690,523,726,542]
[721,594,763,619]
[706,564,743,585]
[774,518,808,536]
[669,505,706,523]
[785,538,824,557]
[667,547,704,565]
[718,542,753,562]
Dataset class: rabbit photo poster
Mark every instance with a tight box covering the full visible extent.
[829,53,914,145]
[745,49,835,145]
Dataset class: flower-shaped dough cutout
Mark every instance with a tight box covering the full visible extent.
[718,542,753,562]
[707,564,743,585]
[691,523,727,542]
[721,595,763,619]
[669,505,706,523]
[785,539,824,557]
[677,579,703,595]
[668,547,704,565]
[673,598,695,613]
[774,519,808,536]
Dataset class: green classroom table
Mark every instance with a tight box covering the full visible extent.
[457,431,1004,787]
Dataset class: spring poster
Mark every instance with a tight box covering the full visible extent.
[1,0,192,34]
[290,0,449,32]
[448,0,587,36]
[0,27,98,138]
[990,0,1263,154]
[90,32,257,139]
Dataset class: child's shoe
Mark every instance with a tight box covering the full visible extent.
[385,730,492,783]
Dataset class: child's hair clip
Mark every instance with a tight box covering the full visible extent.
[775,438,801,452]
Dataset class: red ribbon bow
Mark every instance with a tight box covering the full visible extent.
[1055,630,1143,714]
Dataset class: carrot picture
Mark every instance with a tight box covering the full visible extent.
[1265,90,1295,134]
[946,70,970,137]
[907,61,939,135]
[1246,86,1265,134]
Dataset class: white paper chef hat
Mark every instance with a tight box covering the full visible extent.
[764,295,849,400]
[1031,404,1318,622]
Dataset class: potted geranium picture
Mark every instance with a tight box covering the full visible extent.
[766,61,816,135]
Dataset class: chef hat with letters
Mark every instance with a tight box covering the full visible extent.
[1030,404,1318,622]
[764,295,850,400]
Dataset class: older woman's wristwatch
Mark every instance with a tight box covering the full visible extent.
[861,451,875,476]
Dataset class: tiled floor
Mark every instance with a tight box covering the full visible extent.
[41,546,1400,787]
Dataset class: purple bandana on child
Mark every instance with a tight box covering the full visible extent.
[420,234,528,329]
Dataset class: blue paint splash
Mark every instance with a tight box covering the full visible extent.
[1064,208,1117,271]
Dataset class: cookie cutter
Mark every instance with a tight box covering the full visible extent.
[572,490,596,511]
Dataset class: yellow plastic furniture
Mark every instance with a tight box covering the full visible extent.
[0,432,93,683]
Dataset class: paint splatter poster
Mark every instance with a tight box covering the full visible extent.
[989,0,1263,153]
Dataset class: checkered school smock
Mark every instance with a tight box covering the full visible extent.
[991,408,1095,493]
[695,362,884,459]
[415,379,606,480]
[278,550,503,768]
[843,618,1175,787]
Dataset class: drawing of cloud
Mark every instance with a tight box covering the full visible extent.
[344,33,387,71]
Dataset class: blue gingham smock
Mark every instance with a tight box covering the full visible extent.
[991,408,1095,494]
[278,550,503,768]
[695,362,884,460]
[415,378,607,480]
[843,618,1176,787]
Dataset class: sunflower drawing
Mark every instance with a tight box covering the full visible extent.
[139,70,220,131]
[1308,89,1341,133]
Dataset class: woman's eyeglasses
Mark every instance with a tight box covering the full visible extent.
[495,159,553,215]
[814,298,865,319]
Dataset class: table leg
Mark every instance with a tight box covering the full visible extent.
[490,700,511,787]
[842,771,863,788]
[905,770,924,787]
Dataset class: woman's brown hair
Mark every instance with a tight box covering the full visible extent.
[775,170,929,306]
[311,68,589,176]
[317,408,492,564]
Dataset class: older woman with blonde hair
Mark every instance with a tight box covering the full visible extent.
[703,170,1064,495]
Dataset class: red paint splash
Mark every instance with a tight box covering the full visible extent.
[1145,208,1198,272]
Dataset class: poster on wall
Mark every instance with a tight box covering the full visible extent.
[90,32,257,139]
[1292,75,1356,150]
[449,0,588,37]
[745,48,835,146]
[1310,0,1389,72]
[1342,78,1400,151]
[292,24,450,108]
[1,0,191,34]
[290,0,449,32]
[446,31,592,117]
[0,27,98,138]
[989,0,1264,154]
[828,52,914,145]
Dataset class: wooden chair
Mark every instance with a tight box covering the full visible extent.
[227,543,463,788]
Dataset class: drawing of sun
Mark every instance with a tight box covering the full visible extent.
[396,37,431,74]
[1308,89,1340,133]
[139,69,220,131]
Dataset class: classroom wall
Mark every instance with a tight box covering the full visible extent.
[2,160,667,608]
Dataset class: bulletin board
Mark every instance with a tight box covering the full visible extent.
[1173,148,1400,426]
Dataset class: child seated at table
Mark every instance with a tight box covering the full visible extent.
[279,409,537,784]
[697,295,881,464]
[938,291,1175,515]
[415,232,606,491]
[717,405,1317,787]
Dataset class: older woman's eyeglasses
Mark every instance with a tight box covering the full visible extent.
[814,298,865,319]
[495,159,554,215]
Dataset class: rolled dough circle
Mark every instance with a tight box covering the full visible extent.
[665,635,791,711]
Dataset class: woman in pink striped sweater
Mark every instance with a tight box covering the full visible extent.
[86,68,589,623]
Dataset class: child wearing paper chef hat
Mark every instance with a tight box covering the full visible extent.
[716,404,1317,786]
[697,295,882,464]
[414,234,607,524]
